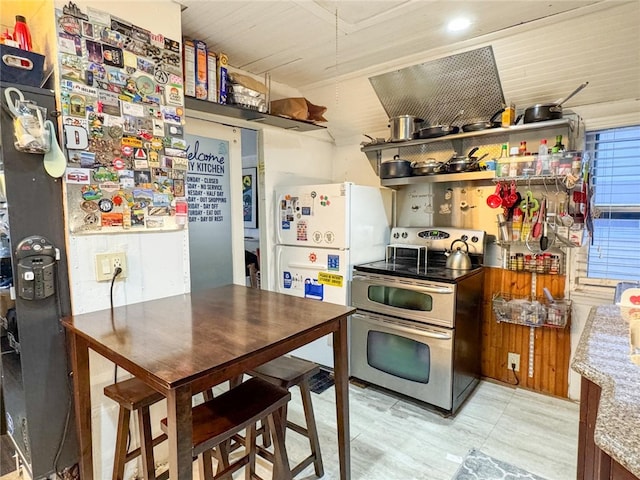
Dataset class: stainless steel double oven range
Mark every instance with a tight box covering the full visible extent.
[350,227,486,415]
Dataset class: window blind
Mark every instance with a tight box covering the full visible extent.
[582,125,640,283]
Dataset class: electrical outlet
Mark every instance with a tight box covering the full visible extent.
[508,352,520,372]
[95,252,127,281]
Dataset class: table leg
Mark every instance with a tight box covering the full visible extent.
[333,316,351,480]
[69,333,93,480]
[166,384,194,479]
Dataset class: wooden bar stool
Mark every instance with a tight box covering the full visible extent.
[160,376,292,480]
[104,377,168,480]
[249,356,324,478]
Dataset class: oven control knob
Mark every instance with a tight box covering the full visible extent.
[401,232,408,238]
[393,232,399,239]
[461,235,468,241]
[471,236,479,243]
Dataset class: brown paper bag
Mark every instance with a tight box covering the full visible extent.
[270,97,327,122]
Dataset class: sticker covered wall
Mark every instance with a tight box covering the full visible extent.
[56,2,188,233]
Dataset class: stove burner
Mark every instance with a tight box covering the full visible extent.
[355,226,486,283]
[354,259,481,283]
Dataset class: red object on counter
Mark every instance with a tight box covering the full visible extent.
[13,15,32,51]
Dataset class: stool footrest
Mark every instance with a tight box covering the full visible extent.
[124,432,168,463]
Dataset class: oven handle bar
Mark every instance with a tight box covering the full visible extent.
[352,275,454,294]
[352,313,452,340]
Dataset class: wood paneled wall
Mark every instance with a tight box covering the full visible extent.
[481,267,571,397]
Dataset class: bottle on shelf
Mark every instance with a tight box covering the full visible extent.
[553,135,565,152]
[13,15,32,52]
[537,139,550,175]
[518,141,527,156]
[509,146,519,177]
[511,207,523,241]
[498,143,509,177]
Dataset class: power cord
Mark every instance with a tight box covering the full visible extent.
[511,363,520,386]
[108,266,131,452]
[110,266,123,381]
[109,266,123,311]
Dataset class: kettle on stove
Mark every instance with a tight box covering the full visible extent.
[445,239,472,270]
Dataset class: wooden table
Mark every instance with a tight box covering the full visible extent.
[62,285,355,479]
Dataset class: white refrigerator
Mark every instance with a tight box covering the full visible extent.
[275,182,393,367]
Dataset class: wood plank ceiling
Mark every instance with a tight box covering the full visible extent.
[180,1,598,89]
[180,1,640,141]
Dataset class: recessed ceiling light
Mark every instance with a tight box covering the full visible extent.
[447,17,471,32]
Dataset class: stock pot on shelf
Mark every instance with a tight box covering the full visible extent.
[380,155,412,179]
[388,115,422,142]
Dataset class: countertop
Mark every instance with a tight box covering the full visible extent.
[571,304,640,477]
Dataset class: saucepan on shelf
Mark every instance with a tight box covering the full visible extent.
[413,110,463,139]
[461,109,504,132]
[523,82,588,124]
[411,158,444,176]
[440,147,489,173]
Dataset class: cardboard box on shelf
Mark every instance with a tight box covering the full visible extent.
[183,38,195,97]
[194,40,208,99]
[218,53,228,104]
[207,51,217,103]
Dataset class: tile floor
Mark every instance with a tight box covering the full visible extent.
[264,379,580,480]
[1,379,580,480]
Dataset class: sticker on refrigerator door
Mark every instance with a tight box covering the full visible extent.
[327,254,340,271]
[281,220,291,230]
[318,272,343,287]
[304,278,324,300]
[296,220,308,241]
[282,271,292,289]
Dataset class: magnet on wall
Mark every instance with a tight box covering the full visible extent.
[64,125,89,150]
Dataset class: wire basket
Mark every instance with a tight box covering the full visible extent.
[492,293,570,328]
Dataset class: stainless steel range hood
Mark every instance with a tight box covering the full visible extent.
[369,46,505,126]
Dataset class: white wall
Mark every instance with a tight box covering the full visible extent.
[259,128,336,291]
[52,1,185,477]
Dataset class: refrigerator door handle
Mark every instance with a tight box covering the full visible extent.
[275,246,283,292]
[275,194,283,245]
[288,262,328,270]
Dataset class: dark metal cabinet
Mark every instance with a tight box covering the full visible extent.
[0,82,78,479]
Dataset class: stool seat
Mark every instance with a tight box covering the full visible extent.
[249,356,324,478]
[161,377,292,479]
[249,355,320,389]
[104,377,167,480]
[104,377,164,410]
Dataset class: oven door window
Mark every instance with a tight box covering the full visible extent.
[367,330,430,383]
[367,285,433,312]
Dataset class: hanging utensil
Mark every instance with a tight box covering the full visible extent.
[42,120,67,178]
[487,182,503,208]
